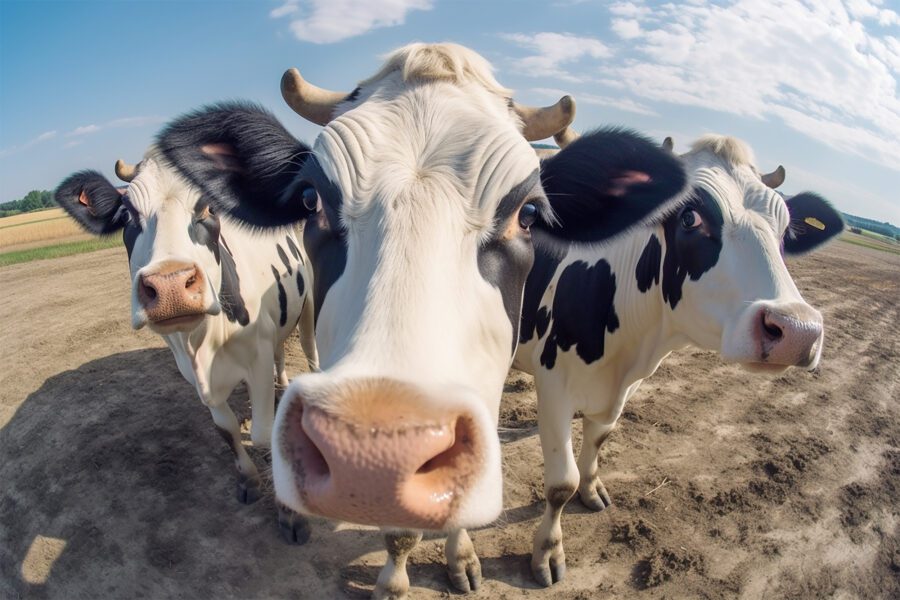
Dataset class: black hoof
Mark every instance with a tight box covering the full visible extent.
[236,476,262,504]
[277,505,311,545]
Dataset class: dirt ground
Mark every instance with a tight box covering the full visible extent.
[1,239,898,599]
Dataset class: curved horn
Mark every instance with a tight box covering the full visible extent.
[513,95,576,142]
[761,165,786,189]
[662,136,674,152]
[553,126,580,148]
[114,159,137,182]
[281,67,348,126]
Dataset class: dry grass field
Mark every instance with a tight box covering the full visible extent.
[0,238,898,599]
[0,208,90,252]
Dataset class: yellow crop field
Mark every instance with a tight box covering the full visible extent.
[0,208,89,251]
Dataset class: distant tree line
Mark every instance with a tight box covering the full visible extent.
[0,190,56,218]
[841,212,900,241]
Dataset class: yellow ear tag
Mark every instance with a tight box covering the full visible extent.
[804,217,826,231]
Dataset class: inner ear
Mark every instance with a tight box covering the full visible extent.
[78,191,91,207]
[201,143,245,173]
[608,171,652,197]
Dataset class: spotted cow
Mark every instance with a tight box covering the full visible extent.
[514,134,844,586]
[55,147,319,542]
[154,44,690,597]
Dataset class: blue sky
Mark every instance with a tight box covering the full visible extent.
[1,0,898,223]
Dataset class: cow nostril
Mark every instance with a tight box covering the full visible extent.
[140,278,157,302]
[297,410,331,480]
[185,274,197,289]
[416,417,474,477]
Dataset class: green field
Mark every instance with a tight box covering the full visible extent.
[840,232,900,256]
[0,237,122,267]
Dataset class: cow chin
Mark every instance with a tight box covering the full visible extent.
[270,375,503,532]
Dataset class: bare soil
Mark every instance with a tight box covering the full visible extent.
[1,240,898,599]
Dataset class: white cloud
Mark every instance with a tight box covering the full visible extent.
[67,125,100,137]
[270,0,433,44]
[0,130,57,159]
[532,86,658,117]
[611,18,642,39]
[65,115,165,138]
[500,32,611,82]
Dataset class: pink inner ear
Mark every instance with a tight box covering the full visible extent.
[608,170,652,197]
[201,143,244,172]
[78,191,91,207]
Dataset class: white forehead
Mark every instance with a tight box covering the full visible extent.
[313,44,539,228]
[683,135,789,233]
[126,149,198,216]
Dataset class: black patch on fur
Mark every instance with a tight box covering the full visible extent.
[55,170,128,234]
[783,192,844,255]
[345,87,361,103]
[156,102,316,229]
[661,188,723,310]
[285,235,302,261]
[189,199,222,264]
[536,128,688,247]
[277,244,293,275]
[303,214,346,327]
[219,237,249,326]
[540,259,620,369]
[122,221,140,261]
[296,270,305,298]
[635,234,662,292]
[271,265,288,327]
[520,248,562,344]
[478,171,541,354]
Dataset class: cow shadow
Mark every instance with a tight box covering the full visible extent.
[0,350,547,598]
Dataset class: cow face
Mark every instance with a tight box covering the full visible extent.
[55,154,248,335]
[657,136,842,371]
[157,44,688,531]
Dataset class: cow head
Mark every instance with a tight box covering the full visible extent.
[55,152,249,334]
[156,43,688,531]
[654,135,842,371]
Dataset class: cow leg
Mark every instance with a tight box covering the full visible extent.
[299,296,319,372]
[576,417,614,511]
[247,360,275,449]
[373,530,422,600]
[445,528,481,592]
[208,402,262,504]
[275,343,289,388]
[531,394,578,587]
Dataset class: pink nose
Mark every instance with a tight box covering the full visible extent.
[138,261,206,324]
[281,379,481,529]
[756,303,823,367]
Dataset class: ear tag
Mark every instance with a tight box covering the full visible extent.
[804,217,826,231]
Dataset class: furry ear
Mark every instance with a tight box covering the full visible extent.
[536,127,688,248]
[783,192,844,255]
[156,101,316,229]
[55,170,126,235]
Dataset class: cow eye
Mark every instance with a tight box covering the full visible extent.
[518,202,539,229]
[299,183,320,212]
[680,208,702,230]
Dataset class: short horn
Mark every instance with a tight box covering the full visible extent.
[761,165,786,189]
[281,67,348,126]
[553,126,580,149]
[513,95,576,142]
[114,159,137,182]
[662,136,674,152]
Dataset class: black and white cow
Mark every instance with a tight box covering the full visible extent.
[515,134,844,586]
[153,44,690,597]
[55,148,319,540]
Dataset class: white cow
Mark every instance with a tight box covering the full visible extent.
[55,148,319,542]
[154,44,691,597]
[515,134,844,585]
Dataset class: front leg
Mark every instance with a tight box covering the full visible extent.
[576,417,614,511]
[531,388,578,587]
[208,402,262,504]
[445,528,481,593]
[299,296,319,372]
[247,358,276,449]
[373,530,422,600]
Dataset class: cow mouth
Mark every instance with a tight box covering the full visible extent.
[149,313,206,331]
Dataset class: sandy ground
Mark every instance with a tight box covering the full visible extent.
[1,239,898,599]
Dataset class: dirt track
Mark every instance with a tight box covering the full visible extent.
[1,239,898,599]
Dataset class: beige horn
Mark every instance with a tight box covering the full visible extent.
[513,95,576,142]
[761,165,786,189]
[281,67,348,126]
[114,159,137,182]
[662,136,675,152]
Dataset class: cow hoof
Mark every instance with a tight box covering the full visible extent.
[531,551,566,588]
[578,477,612,512]
[447,554,481,593]
[236,477,262,504]
[371,586,408,600]
[277,506,311,545]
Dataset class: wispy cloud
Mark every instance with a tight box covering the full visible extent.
[270,0,433,44]
[65,115,165,138]
[532,86,658,117]
[0,130,57,159]
[600,0,900,171]
[500,32,611,82]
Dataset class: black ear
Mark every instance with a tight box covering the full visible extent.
[783,192,844,255]
[156,101,316,229]
[537,128,688,247]
[55,170,126,235]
